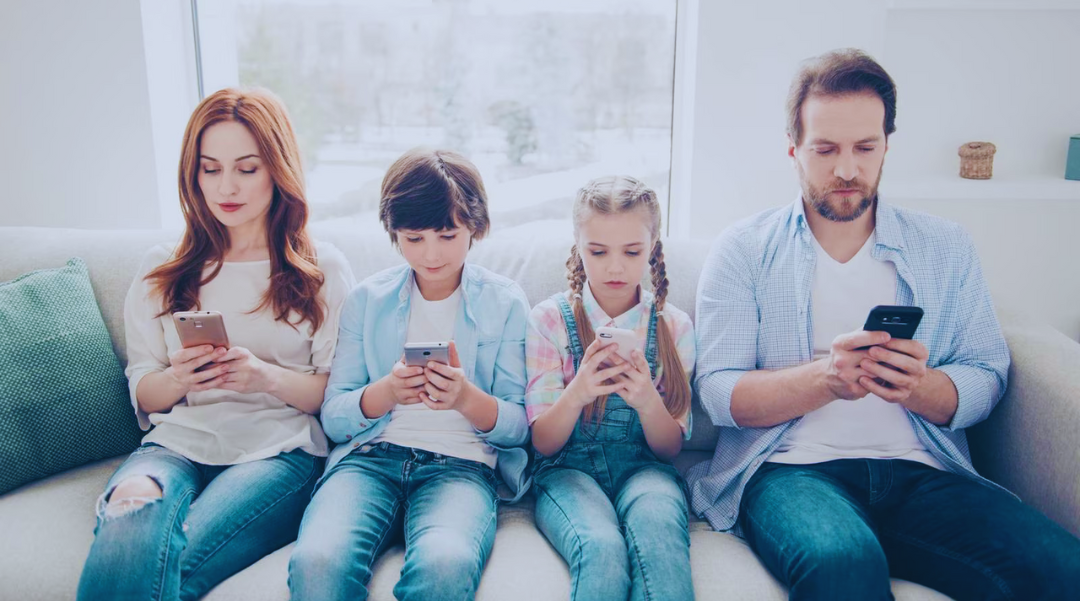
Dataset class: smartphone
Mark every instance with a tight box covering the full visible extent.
[595,326,643,364]
[173,311,230,372]
[404,342,451,367]
[862,305,924,340]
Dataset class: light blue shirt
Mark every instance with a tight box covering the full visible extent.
[321,262,532,501]
[687,198,1012,532]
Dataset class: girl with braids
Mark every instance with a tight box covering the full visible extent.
[525,175,696,601]
[79,88,355,600]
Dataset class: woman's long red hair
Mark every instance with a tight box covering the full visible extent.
[147,87,325,331]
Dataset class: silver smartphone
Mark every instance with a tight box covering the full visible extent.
[404,341,451,367]
[172,311,230,372]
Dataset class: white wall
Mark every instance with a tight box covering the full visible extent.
[0,0,161,229]
[684,0,1080,340]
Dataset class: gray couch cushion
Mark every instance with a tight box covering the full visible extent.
[0,452,950,600]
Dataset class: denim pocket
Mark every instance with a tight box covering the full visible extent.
[581,406,635,443]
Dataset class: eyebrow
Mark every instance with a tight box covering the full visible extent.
[808,136,882,146]
[586,241,645,248]
[199,154,260,162]
[400,227,463,235]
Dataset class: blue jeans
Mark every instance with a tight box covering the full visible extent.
[77,443,321,601]
[533,462,693,601]
[288,442,499,601]
[740,459,1080,601]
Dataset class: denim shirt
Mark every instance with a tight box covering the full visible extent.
[321,262,532,501]
[687,198,1012,532]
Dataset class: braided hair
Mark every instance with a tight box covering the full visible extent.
[567,176,691,424]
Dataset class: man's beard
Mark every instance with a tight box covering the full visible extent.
[799,164,882,223]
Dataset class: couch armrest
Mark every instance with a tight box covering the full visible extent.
[968,324,1080,538]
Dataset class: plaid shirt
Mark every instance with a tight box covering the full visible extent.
[525,284,696,437]
[687,198,1012,532]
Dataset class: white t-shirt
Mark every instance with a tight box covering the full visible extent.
[768,231,944,469]
[124,240,355,465]
[372,280,497,468]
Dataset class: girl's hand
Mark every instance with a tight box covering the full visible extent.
[420,341,471,411]
[616,348,663,412]
[211,346,281,395]
[563,339,630,409]
[164,345,231,393]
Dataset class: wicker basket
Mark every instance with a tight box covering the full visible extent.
[958,141,996,179]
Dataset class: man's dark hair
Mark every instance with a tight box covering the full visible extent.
[787,48,897,145]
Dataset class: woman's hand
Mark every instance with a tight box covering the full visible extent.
[163,345,231,393]
[209,346,281,395]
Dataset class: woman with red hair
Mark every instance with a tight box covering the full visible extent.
[78,88,354,601]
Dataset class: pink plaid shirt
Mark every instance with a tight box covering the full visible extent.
[524,284,696,434]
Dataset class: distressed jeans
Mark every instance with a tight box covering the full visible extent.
[77,443,321,601]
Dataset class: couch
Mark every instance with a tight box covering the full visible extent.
[2,219,1078,600]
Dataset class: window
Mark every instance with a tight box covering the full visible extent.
[195,0,678,228]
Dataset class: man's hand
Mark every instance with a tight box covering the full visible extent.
[858,338,930,405]
[825,330,890,401]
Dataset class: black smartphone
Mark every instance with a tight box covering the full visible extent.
[862,305,923,340]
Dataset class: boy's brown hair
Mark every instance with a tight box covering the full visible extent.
[379,147,490,244]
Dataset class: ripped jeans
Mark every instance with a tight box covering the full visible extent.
[77,443,321,601]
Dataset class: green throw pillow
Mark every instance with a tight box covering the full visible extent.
[0,258,142,494]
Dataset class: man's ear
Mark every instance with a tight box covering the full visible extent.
[787,133,797,159]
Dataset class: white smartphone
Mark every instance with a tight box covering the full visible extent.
[172,311,230,372]
[404,342,451,367]
[595,326,642,364]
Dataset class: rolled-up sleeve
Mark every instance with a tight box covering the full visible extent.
[694,230,760,430]
[937,232,1010,431]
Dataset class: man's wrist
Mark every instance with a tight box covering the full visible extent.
[811,359,839,403]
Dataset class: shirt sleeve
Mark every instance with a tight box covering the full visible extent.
[309,243,358,374]
[524,299,570,424]
[123,245,174,430]
[936,230,1011,431]
[694,229,760,430]
[474,283,531,448]
[319,284,389,443]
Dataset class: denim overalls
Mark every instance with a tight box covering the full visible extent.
[530,293,694,601]
[534,294,683,495]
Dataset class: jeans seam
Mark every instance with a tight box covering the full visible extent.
[371,500,404,582]
[179,455,319,587]
[623,522,651,601]
[881,527,1017,600]
[154,487,198,601]
[535,483,588,601]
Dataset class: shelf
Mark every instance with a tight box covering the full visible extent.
[880,176,1080,201]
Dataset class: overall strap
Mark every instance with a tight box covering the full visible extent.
[645,301,659,380]
[555,294,585,373]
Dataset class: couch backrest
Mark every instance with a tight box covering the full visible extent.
[0,222,721,451]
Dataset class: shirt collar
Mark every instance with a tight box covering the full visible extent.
[581,281,655,330]
[790,194,906,253]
